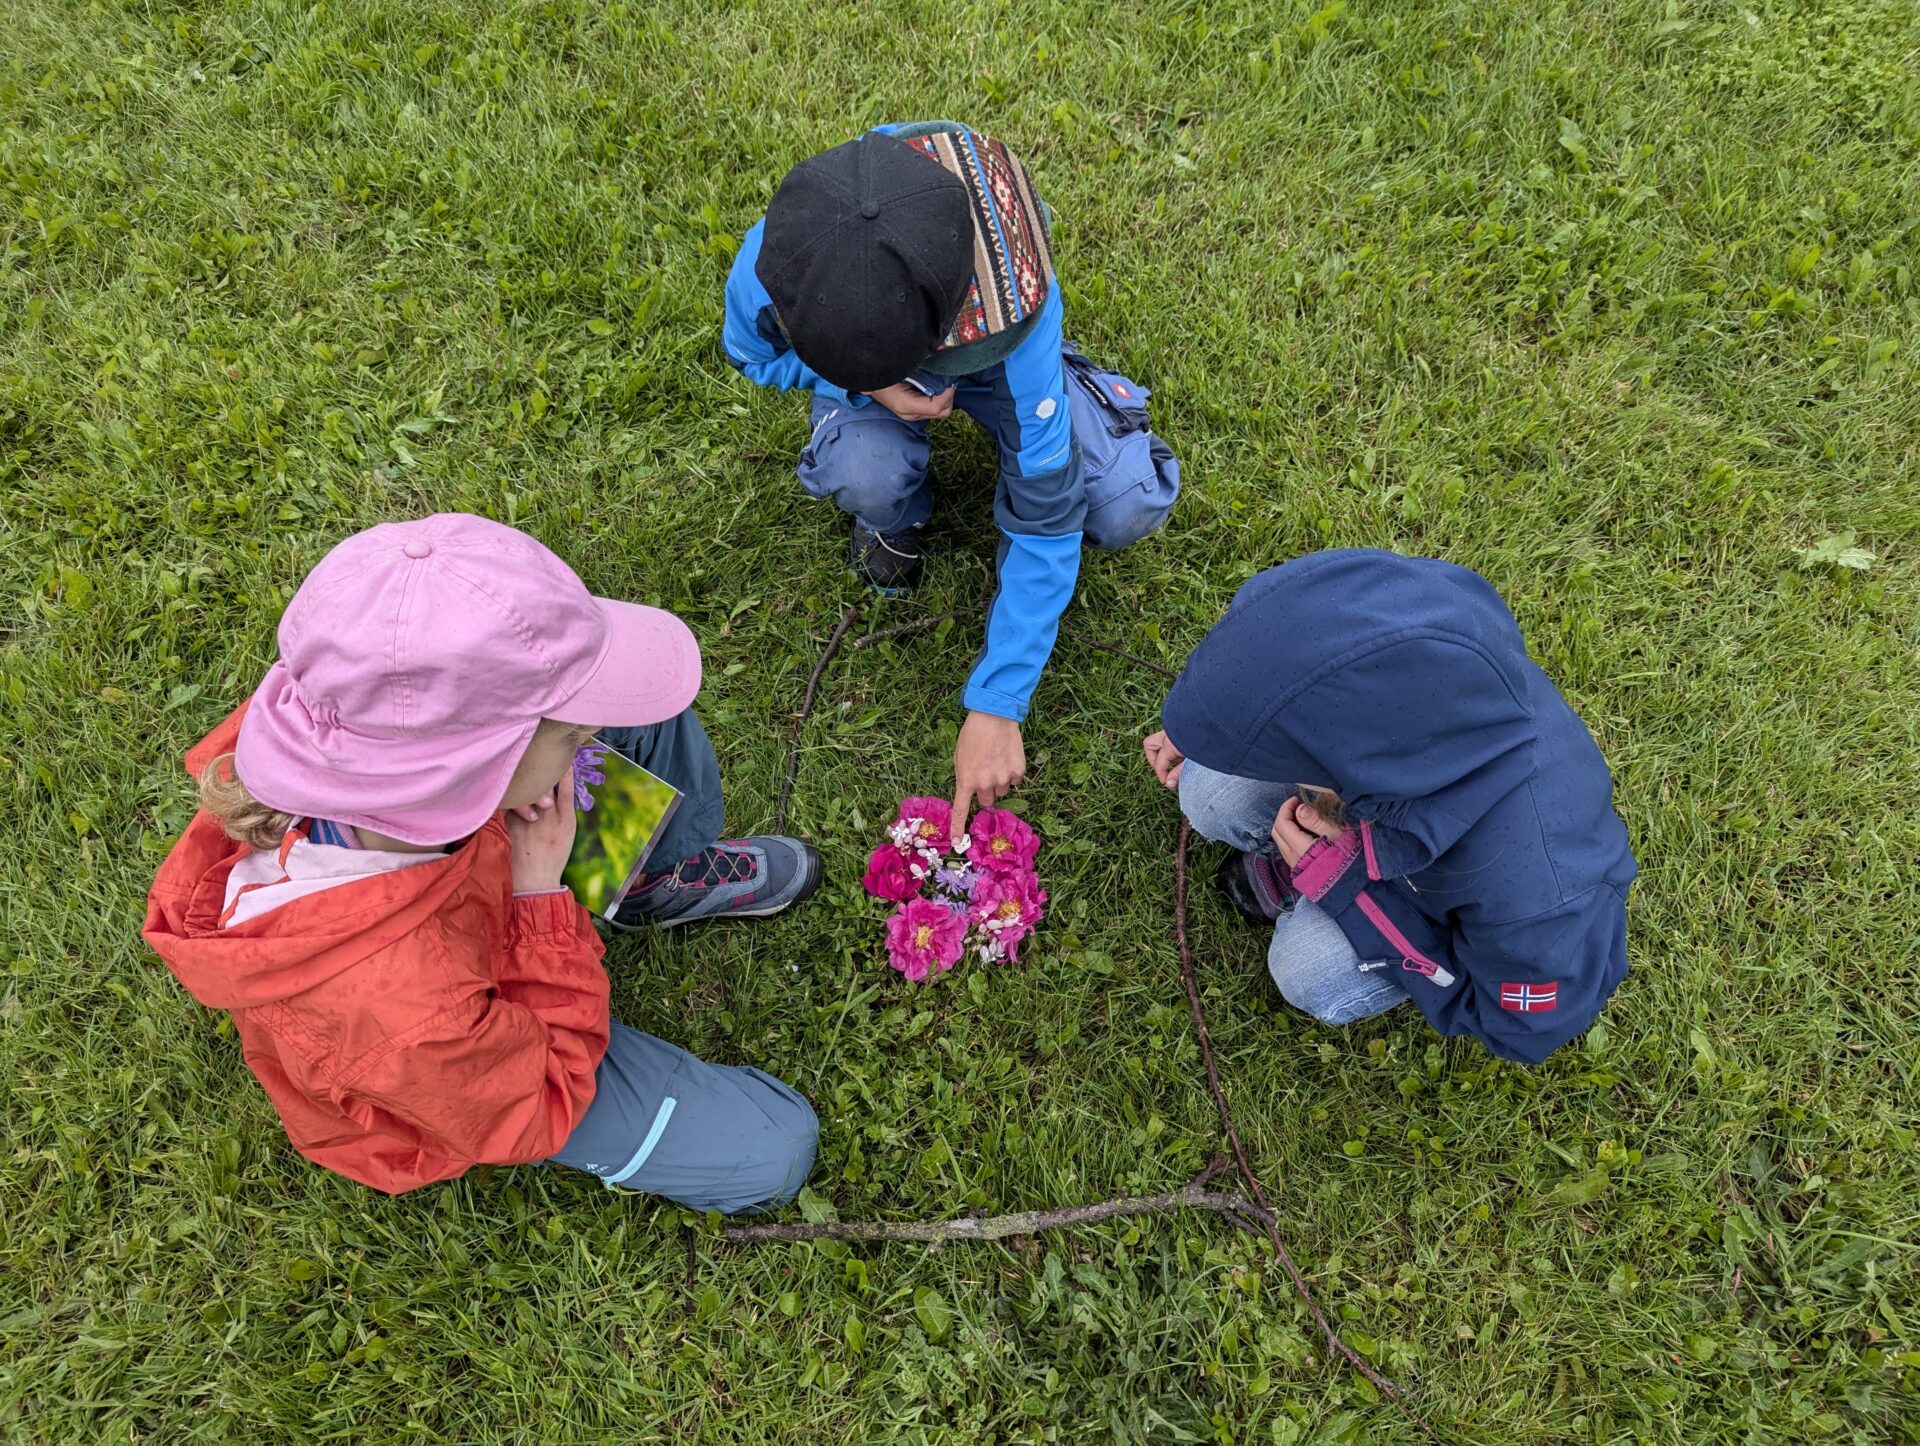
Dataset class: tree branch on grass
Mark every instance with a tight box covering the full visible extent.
[1175,820,1440,1442]
[723,1166,1262,1246]
[774,603,860,833]
[757,608,1442,1439]
[1085,640,1177,679]
[849,609,970,650]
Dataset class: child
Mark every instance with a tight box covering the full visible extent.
[1142,550,1636,1063]
[724,121,1180,842]
[144,514,821,1211]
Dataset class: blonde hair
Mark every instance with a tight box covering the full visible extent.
[196,718,589,850]
[198,754,298,850]
[1297,785,1349,832]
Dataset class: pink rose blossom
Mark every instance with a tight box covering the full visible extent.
[885,897,968,982]
[969,869,1048,961]
[966,808,1040,875]
[861,844,919,902]
[892,796,953,851]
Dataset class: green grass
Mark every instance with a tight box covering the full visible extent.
[4,0,1919,1438]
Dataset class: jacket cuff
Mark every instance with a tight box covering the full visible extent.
[1291,832,1362,902]
[512,888,586,941]
[961,685,1030,723]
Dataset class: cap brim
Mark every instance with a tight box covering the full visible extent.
[547,599,702,728]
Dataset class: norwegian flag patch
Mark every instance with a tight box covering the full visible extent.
[1499,981,1558,1013]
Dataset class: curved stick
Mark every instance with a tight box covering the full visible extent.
[774,604,860,833]
[1176,822,1441,1440]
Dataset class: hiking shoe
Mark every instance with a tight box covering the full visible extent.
[850,521,926,594]
[612,836,823,930]
[1216,849,1297,927]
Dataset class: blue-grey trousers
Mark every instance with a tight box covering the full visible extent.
[544,709,819,1213]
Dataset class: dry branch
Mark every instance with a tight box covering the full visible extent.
[1175,821,1440,1441]
[774,603,860,833]
[723,1181,1266,1246]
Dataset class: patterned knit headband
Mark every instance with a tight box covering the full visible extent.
[902,128,1055,351]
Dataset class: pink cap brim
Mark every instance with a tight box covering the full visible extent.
[546,598,702,728]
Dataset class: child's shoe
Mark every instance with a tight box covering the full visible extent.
[1215,849,1297,926]
[850,521,926,593]
[613,836,823,930]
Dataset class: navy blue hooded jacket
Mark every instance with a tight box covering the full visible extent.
[1162,551,1636,1063]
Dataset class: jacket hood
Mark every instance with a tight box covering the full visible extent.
[1163,550,1541,876]
[144,707,484,1012]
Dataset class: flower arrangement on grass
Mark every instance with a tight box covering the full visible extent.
[862,797,1047,981]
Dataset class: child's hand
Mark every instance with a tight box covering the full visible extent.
[951,711,1026,847]
[505,768,578,894]
[867,382,956,423]
[1142,729,1186,789]
[1270,795,1346,868]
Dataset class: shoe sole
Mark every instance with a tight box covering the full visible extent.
[650,843,824,930]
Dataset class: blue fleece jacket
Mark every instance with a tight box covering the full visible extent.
[722,123,1082,723]
[1162,551,1637,1063]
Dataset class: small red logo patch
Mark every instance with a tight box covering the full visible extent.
[1499,981,1558,1012]
[1114,384,1132,397]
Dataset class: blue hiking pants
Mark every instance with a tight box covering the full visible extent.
[796,353,1175,553]
[545,709,819,1213]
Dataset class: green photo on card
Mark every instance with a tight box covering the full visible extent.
[562,741,683,921]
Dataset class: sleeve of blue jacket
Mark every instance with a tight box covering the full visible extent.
[1308,848,1627,1064]
[962,282,1084,722]
[722,220,858,408]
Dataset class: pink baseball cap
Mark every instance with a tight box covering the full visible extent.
[234,513,701,845]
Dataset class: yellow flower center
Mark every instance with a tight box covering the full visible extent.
[991,836,1010,855]
[914,924,934,949]
[998,900,1021,921]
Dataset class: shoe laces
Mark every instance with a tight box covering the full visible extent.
[662,841,760,890]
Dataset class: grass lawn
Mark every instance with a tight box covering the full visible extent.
[5,0,1919,1439]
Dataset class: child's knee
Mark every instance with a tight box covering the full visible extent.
[1266,912,1399,1027]
[1082,487,1174,552]
[721,1081,819,1213]
[1177,762,1245,845]
[796,414,928,518]
[1266,943,1347,1023]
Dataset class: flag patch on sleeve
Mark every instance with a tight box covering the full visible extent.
[1499,981,1558,1012]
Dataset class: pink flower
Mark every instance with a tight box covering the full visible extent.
[966,808,1039,875]
[892,796,952,851]
[885,897,968,983]
[969,869,1048,961]
[861,844,919,903]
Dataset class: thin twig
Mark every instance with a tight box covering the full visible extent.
[1176,822,1442,1441]
[1085,640,1178,679]
[722,1181,1271,1245]
[774,604,860,833]
[850,611,961,649]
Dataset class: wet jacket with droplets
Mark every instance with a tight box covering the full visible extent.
[1163,550,1636,1063]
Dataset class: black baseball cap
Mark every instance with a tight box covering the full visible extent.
[755,133,973,394]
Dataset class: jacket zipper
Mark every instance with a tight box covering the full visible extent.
[1354,890,1455,987]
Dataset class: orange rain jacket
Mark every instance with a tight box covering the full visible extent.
[143,709,610,1193]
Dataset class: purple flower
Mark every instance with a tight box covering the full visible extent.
[934,865,980,899]
[573,743,609,812]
